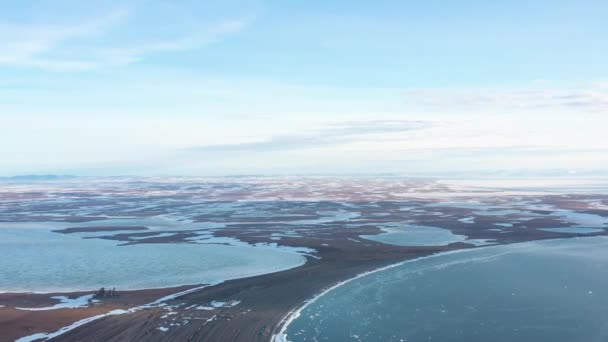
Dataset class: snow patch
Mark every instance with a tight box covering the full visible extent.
[16,295,95,311]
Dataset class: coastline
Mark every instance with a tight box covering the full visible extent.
[0,245,308,295]
[43,241,457,341]
[0,285,199,342]
[271,247,476,342]
[4,250,308,342]
[8,233,605,342]
[5,235,605,342]
[14,284,213,342]
[270,236,601,341]
[270,235,608,342]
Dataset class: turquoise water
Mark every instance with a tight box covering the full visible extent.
[285,237,608,342]
[359,224,493,246]
[540,227,605,234]
[0,228,305,293]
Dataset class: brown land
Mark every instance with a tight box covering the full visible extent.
[0,286,197,342]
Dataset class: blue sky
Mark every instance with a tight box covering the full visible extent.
[1,0,607,176]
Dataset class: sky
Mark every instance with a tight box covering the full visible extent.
[1,0,607,177]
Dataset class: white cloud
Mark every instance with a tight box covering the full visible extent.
[0,8,251,71]
[0,9,130,70]
[404,84,608,113]
[185,120,434,153]
[97,18,250,66]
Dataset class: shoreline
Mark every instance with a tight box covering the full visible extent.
[0,249,308,296]
[14,284,213,342]
[271,247,477,342]
[12,250,454,342]
[0,285,200,342]
[274,236,608,342]
[30,236,577,342]
[5,250,309,342]
[8,234,604,342]
[44,242,455,341]
[271,235,601,341]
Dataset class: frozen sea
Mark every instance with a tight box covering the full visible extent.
[284,236,608,342]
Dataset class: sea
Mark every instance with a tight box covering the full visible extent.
[284,236,608,342]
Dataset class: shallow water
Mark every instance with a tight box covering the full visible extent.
[540,227,605,234]
[0,228,305,293]
[285,237,608,342]
[360,224,472,246]
[550,210,608,227]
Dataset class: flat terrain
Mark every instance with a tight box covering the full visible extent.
[1,177,606,342]
[0,286,197,342]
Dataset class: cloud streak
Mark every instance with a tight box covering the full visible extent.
[185,120,434,153]
[404,84,608,112]
[96,18,250,66]
[0,9,130,71]
[0,8,251,71]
